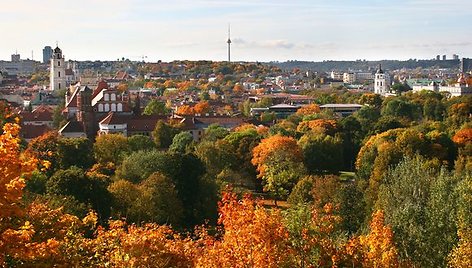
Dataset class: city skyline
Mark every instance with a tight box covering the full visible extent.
[1,0,471,62]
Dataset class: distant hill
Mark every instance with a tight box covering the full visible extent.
[269,59,461,72]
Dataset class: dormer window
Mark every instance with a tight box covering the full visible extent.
[104,93,109,101]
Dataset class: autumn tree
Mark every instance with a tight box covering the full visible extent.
[176,105,194,115]
[359,93,383,108]
[93,133,130,165]
[0,123,72,265]
[448,173,472,268]
[356,128,455,207]
[0,100,17,130]
[87,220,198,267]
[296,103,321,116]
[349,210,400,267]
[197,192,292,267]
[453,128,472,172]
[252,135,305,200]
[194,100,211,115]
[297,119,338,136]
[26,131,61,174]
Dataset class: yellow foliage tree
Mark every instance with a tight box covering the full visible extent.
[296,104,321,116]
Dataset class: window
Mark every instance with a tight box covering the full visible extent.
[58,61,60,67]
[104,103,110,112]
[111,93,116,101]
[58,83,61,89]
[117,103,123,112]
[111,103,117,112]
[58,71,61,78]
[98,103,104,112]
[104,94,109,101]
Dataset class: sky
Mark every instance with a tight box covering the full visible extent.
[1,0,471,62]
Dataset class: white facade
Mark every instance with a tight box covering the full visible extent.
[330,71,343,80]
[412,76,472,97]
[50,47,66,91]
[374,66,390,95]
[343,72,356,84]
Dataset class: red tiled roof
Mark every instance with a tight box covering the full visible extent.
[66,87,79,108]
[99,112,124,125]
[92,81,109,98]
[128,116,167,132]
[193,116,245,127]
[59,121,85,133]
[114,71,129,80]
[99,113,169,132]
[19,106,53,122]
[21,124,52,140]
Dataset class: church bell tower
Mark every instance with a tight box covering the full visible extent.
[50,45,66,91]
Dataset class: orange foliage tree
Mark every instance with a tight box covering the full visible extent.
[296,104,321,116]
[194,101,210,115]
[87,220,199,267]
[197,192,292,267]
[176,105,195,115]
[453,128,472,146]
[347,210,400,267]
[233,83,245,94]
[297,119,338,135]
[0,123,58,264]
[251,135,305,199]
[252,135,302,178]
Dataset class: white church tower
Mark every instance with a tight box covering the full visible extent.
[374,64,389,95]
[50,46,66,91]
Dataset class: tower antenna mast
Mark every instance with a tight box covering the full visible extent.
[227,23,231,62]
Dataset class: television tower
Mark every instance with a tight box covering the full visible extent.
[227,24,231,62]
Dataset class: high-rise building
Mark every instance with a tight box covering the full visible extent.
[461,58,472,73]
[11,53,20,62]
[50,46,66,91]
[43,46,53,64]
